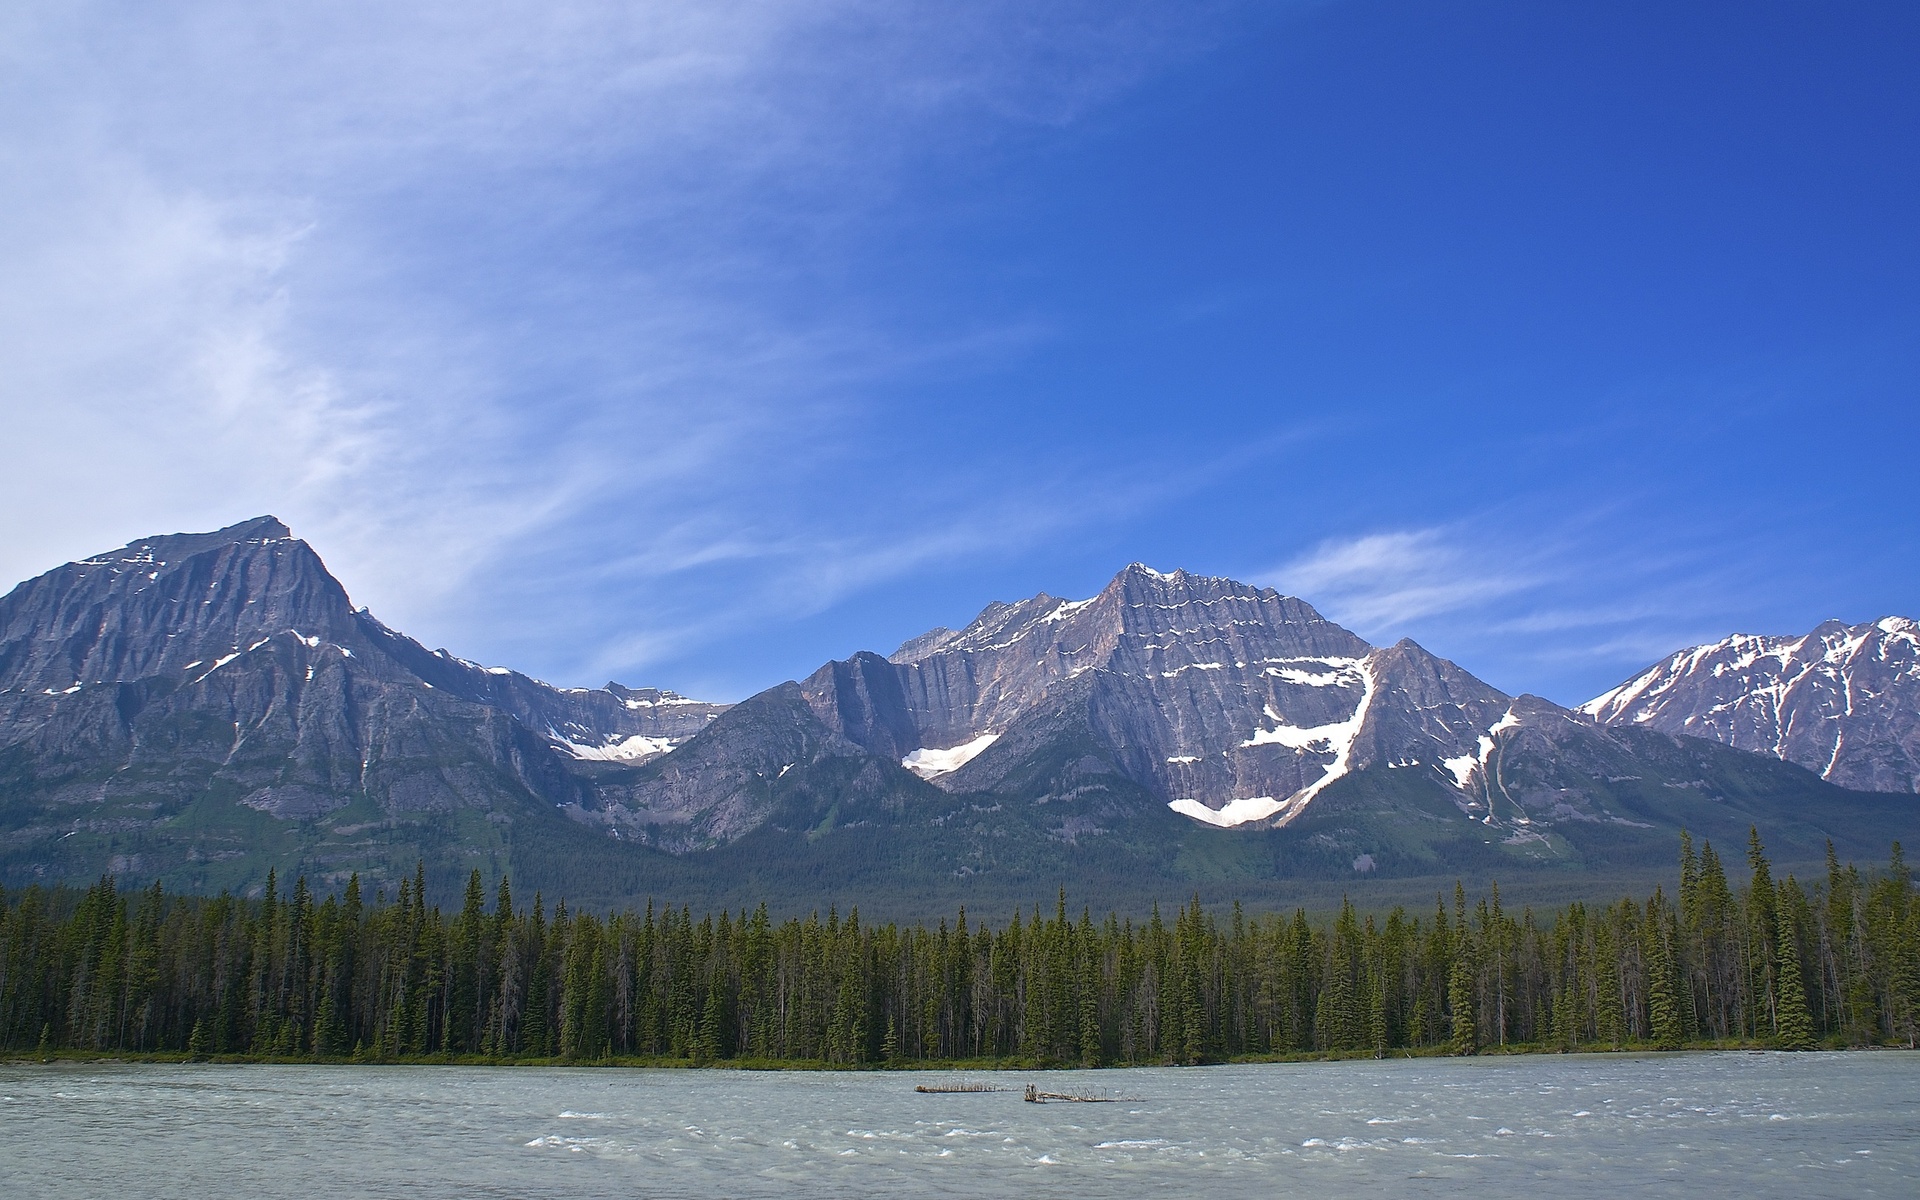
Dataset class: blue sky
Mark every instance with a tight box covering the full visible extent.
[2,1,1915,704]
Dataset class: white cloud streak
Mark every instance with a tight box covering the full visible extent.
[1267,529,1538,631]
[0,0,1235,689]
[1262,520,1819,705]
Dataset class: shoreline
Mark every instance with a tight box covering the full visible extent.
[8,1038,1905,1071]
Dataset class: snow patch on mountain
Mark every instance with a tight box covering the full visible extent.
[1242,704,1352,750]
[558,733,683,762]
[1171,654,1379,828]
[1168,796,1284,827]
[1041,598,1095,623]
[1262,657,1366,687]
[1273,657,1378,820]
[902,733,1000,779]
[1442,708,1520,789]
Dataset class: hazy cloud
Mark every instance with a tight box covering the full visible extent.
[1267,528,1539,631]
[0,0,1235,688]
[1261,521,1803,704]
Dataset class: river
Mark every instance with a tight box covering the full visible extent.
[2,1052,1914,1198]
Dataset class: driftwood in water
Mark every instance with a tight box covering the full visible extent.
[914,1082,1004,1093]
[1023,1083,1116,1103]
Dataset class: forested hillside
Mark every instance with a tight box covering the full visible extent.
[3,833,1914,1064]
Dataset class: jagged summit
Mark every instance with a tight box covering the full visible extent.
[0,515,726,754]
[891,561,1346,667]
[1582,616,1920,793]
[74,514,295,567]
[0,514,357,693]
[791,563,1549,830]
[3,520,1911,902]
[0,518,727,885]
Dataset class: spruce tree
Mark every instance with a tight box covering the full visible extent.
[1896,909,1920,1048]
[1648,907,1683,1050]
[523,895,549,1057]
[1448,943,1477,1055]
[1078,948,1102,1066]
[1747,828,1779,1034]
[698,971,726,1062]
[1551,983,1577,1052]
[1773,884,1816,1050]
[1368,970,1389,1058]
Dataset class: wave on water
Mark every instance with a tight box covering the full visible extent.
[524,1135,602,1153]
[6,1054,1912,1199]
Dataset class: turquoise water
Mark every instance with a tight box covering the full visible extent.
[2,1053,1915,1198]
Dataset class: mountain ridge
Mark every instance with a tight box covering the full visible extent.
[2,518,1914,911]
[1581,616,1920,793]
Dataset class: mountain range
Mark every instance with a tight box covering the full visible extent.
[2,518,1914,913]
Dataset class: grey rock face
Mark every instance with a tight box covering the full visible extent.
[0,518,727,883]
[6,517,1902,898]
[0,516,351,692]
[874,563,1380,821]
[359,617,724,760]
[572,683,939,851]
[0,517,723,763]
[1581,618,1920,793]
[785,564,1599,828]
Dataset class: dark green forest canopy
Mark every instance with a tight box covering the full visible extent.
[4,833,1915,1064]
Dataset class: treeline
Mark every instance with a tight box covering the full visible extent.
[2,831,1915,1064]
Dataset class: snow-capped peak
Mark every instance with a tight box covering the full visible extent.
[1582,617,1920,793]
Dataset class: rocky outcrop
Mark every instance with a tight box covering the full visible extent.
[1582,618,1920,793]
[790,565,1547,826]
[0,518,726,888]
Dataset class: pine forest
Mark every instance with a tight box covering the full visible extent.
[3,832,1916,1066]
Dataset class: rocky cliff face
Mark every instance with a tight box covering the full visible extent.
[787,565,1542,827]
[4,520,1910,904]
[1581,617,1920,793]
[0,518,725,891]
[0,516,354,692]
[746,563,1876,842]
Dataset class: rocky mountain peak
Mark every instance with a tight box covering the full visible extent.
[1582,616,1920,792]
[0,516,357,694]
[73,515,295,570]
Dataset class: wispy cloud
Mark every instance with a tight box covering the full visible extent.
[1260,518,1819,705]
[0,0,1237,689]
[1266,528,1539,631]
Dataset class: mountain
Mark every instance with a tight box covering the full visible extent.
[564,563,1919,891]
[3,520,1914,914]
[0,517,724,899]
[1580,617,1920,793]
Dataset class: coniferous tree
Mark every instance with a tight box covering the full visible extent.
[1648,914,1683,1050]
[1773,883,1816,1050]
[1448,940,1477,1055]
[4,837,1919,1065]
